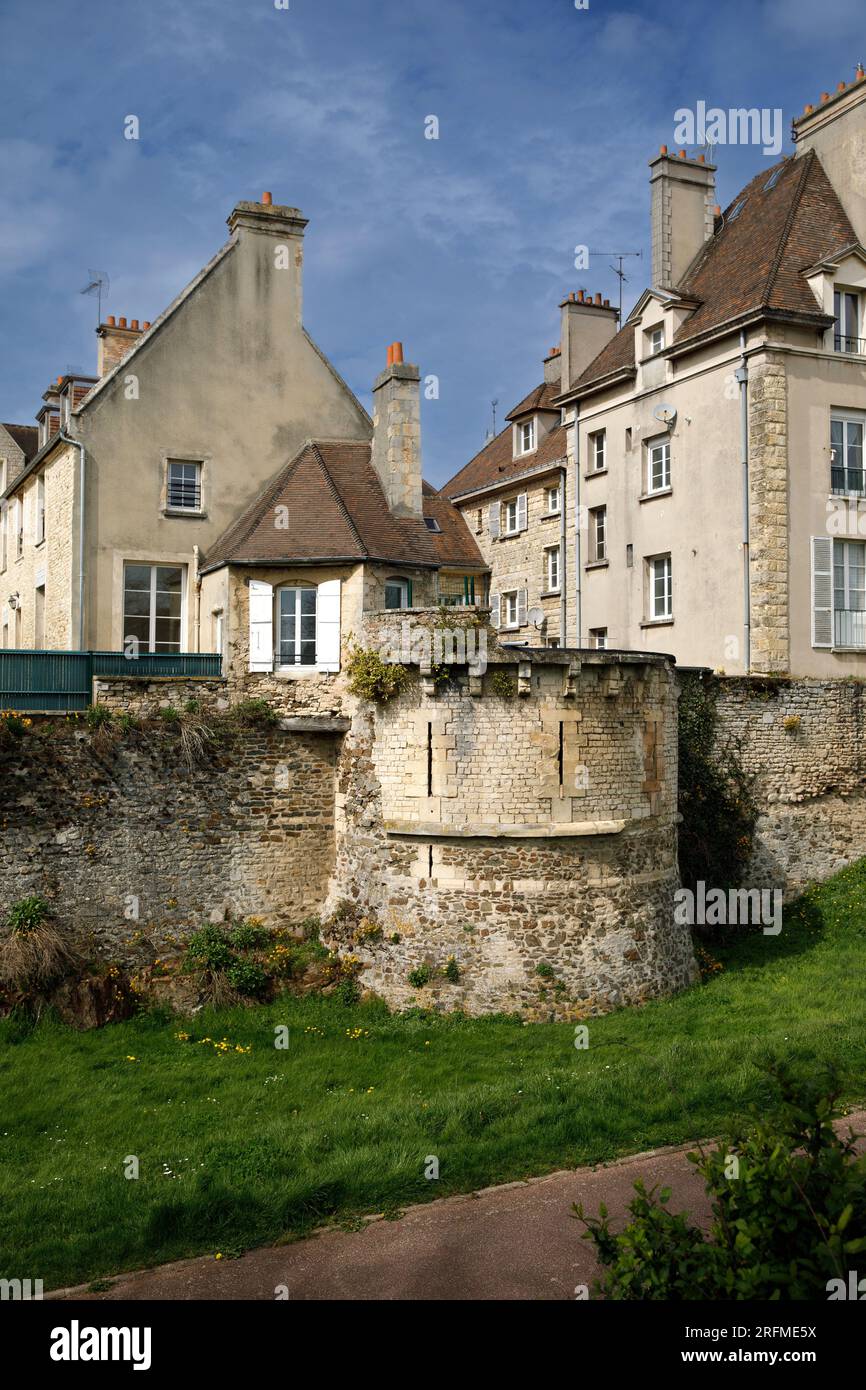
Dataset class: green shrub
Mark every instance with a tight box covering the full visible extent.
[228,921,270,951]
[184,698,201,715]
[225,959,269,997]
[333,977,361,1006]
[6,896,50,934]
[346,647,412,703]
[535,962,555,980]
[184,925,234,973]
[0,711,33,739]
[159,706,181,724]
[574,1062,866,1300]
[490,670,516,698]
[442,955,461,982]
[85,704,113,729]
[407,964,432,988]
[117,713,140,733]
[231,698,277,726]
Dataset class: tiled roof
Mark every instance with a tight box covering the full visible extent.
[505,380,561,420]
[1,424,39,463]
[202,440,486,574]
[443,406,568,501]
[573,149,856,393]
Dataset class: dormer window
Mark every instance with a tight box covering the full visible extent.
[834,289,862,354]
[517,418,536,456]
[649,326,665,357]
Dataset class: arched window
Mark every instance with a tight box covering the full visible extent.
[277,585,317,666]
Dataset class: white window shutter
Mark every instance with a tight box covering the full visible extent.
[811,537,833,648]
[489,591,500,628]
[248,580,274,672]
[517,493,528,532]
[488,502,500,540]
[517,588,528,626]
[317,578,341,671]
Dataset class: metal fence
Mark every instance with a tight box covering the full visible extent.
[0,650,222,712]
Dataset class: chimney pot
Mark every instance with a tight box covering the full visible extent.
[678,149,687,158]
[57,376,63,385]
[804,104,814,113]
[714,204,722,217]
[660,144,668,155]
[821,92,830,102]
[857,65,865,80]
[603,298,610,307]
[577,290,585,302]
[130,319,139,330]
[142,321,151,330]
[119,317,127,328]
[106,315,116,327]
[697,153,706,163]
[262,191,272,205]
[839,81,847,91]
[391,341,404,365]
[594,292,602,305]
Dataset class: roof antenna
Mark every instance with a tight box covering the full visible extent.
[587,250,642,325]
[80,269,110,328]
[491,398,499,439]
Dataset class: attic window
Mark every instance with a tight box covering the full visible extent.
[424,517,442,532]
[727,198,747,222]
[764,167,783,192]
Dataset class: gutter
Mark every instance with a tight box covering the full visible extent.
[573,412,582,645]
[559,464,567,645]
[59,430,85,649]
[735,331,751,673]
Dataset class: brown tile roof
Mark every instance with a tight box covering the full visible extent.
[443,407,568,501]
[202,440,486,574]
[505,380,561,420]
[573,149,856,394]
[1,424,39,463]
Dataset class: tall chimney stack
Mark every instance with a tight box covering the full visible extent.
[649,149,716,290]
[227,193,309,325]
[559,293,618,392]
[371,343,423,519]
[97,316,143,377]
[793,70,866,243]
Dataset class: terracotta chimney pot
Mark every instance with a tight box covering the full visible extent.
[118,317,127,328]
[698,153,706,163]
[130,319,139,330]
[594,292,602,305]
[391,342,404,365]
[262,191,272,205]
[660,144,668,155]
[106,315,116,327]
[678,149,687,158]
[142,321,151,330]
[821,92,830,102]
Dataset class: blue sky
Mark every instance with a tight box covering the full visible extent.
[0,0,862,484]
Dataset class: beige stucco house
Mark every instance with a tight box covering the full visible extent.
[445,70,866,677]
[0,197,484,675]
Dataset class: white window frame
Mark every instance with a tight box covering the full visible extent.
[276,584,318,668]
[13,498,22,559]
[384,577,410,610]
[36,475,45,545]
[516,418,537,457]
[589,627,607,650]
[590,430,606,472]
[648,326,665,357]
[647,438,671,494]
[830,411,865,497]
[834,287,862,354]
[501,590,519,629]
[545,545,561,592]
[545,484,561,515]
[590,506,607,563]
[833,538,866,648]
[649,554,673,621]
[122,562,186,653]
[166,459,203,513]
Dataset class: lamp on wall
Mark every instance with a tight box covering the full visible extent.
[7,593,19,610]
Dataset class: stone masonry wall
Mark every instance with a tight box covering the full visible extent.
[0,722,338,959]
[748,357,790,674]
[713,675,866,894]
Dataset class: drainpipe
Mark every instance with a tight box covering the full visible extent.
[572,410,582,645]
[559,464,567,645]
[193,544,201,652]
[59,430,85,650]
[735,332,751,673]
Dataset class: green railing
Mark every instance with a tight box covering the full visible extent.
[0,650,222,712]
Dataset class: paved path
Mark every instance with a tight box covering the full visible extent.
[54,1110,866,1302]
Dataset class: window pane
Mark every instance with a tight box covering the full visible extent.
[156,567,183,593]
[300,589,317,615]
[124,589,150,618]
[124,564,151,591]
[123,617,150,643]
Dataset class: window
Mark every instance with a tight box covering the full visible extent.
[589,627,607,650]
[834,290,861,354]
[728,198,747,222]
[423,517,441,533]
[545,545,561,592]
[626,543,634,568]
[278,586,317,665]
[123,563,184,652]
[831,415,865,495]
[36,475,45,545]
[502,591,519,628]
[1,499,6,572]
[166,460,202,511]
[764,167,783,192]
[590,430,606,472]
[647,439,671,494]
[649,326,665,356]
[589,506,607,563]
[649,555,672,620]
[475,509,483,534]
[833,540,866,647]
[517,419,536,455]
[14,499,22,559]
[545,484,561,514]
[625,427,633,450]
[384,577,411,610]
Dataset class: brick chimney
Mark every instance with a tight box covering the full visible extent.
[97,316,144,376]
[559,292,618,392]
[371,342,423,520]
[227,193,309,325]
[793,67,866,243]
[649,148,717,290]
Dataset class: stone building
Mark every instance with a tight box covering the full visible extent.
[444,69,866,676]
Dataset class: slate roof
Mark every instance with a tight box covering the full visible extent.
[1,424,39,463]
[202,440,486,574]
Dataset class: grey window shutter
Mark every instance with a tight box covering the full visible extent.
[517,588,528,626]
[517,492,528,532]
[488,501,500,539]
[489,591,500,628]
[812,537,833,648]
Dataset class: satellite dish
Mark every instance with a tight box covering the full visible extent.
[653,403,677,428]
[528,606,546,629]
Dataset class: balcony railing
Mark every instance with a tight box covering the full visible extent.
[834,333,866,354]
[834,609,866,649]
[0,649,222,712]
[831,465,866,497]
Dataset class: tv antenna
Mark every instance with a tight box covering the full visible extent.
[491,398,499,439]
[587,250,642,325]
[80,269,110,328]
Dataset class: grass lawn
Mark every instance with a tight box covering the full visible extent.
[2,862,866,1290]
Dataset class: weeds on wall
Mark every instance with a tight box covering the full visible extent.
[346,645,413,703]
[678,672,757,907]
[0,896,79,992]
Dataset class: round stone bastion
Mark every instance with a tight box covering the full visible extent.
[326,634,698,1019]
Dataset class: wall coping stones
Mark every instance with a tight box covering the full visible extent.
[383,818,628,838]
